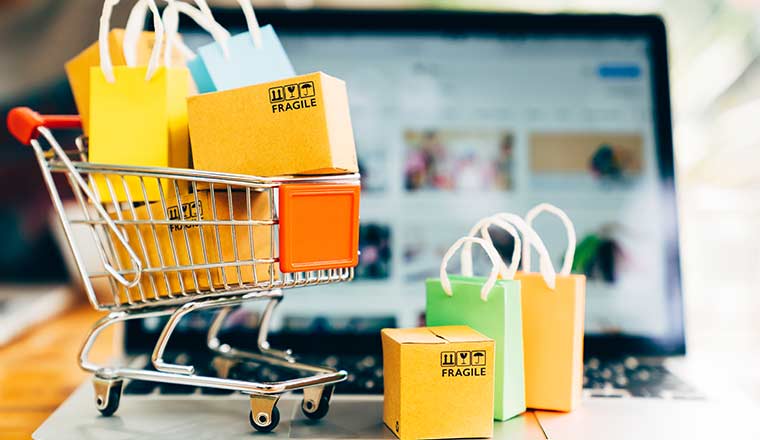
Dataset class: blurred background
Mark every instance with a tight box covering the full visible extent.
[0,0,759,401]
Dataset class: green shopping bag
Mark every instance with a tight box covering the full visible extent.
[426,235,525,421]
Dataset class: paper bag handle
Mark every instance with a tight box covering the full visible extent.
[495,213,557,289]
[193,0,262,48]
[124,0,196,65]
[464,213,557,290]
[99,0,164,83]
[163,0,231,68]
[237,0,263,48]
[460,215,521,280]
[523,203,576,276]
[440,237,502,302]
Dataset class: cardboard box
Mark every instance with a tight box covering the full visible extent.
[65,29,186,135]
[110,190,276,303]
[381,326,495,440]
[188,71,358,177]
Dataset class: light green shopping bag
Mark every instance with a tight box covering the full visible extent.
[426,235,525,421]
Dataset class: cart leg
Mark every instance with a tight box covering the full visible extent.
[154,293,282,375]
[207,306,235,355]
[301,385,334,420]
[249,394,281,433]
[206,295,293,363]
[93,375,123,417]
[257,294,293,360]
[79,309,171,374]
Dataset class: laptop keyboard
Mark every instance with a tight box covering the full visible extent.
[584,356,702,399]
[123,352,701,399]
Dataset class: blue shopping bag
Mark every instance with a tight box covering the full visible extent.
[191,0,295,92]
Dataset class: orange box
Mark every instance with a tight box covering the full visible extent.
[278,183,360,273]
[516,272,586,411]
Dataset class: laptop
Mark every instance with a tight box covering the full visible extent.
[34,9,759,439]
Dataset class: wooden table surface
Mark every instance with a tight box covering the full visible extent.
[0,305,113,440]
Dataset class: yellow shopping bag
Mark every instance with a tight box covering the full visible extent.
[465,207,586,412]
[89,0,191,203]
[515,204,586,412]
[65,0,186,135]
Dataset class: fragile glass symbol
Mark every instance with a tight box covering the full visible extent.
[286,85,297,99]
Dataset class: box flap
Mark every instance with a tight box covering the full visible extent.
[428,326,492,343]
[382,327,446,344]
[382,326,491,344]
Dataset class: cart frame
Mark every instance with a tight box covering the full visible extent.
[8,107,358,432]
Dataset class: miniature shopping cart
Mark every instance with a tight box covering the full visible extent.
[7,107,361,433]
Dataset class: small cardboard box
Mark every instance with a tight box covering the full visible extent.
[110,190,276,303]
[187,71,358,177]
[381,326,495,440]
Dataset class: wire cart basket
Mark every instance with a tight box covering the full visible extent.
[7,107,361,433]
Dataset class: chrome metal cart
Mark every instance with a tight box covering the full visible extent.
[7,107,360,433]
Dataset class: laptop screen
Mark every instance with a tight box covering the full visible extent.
[147,15,681,356]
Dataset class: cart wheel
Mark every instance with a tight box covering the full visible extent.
[249,406,280,433]
[93,377,123,417]
[302,385,333,421]
[301,395,330,420]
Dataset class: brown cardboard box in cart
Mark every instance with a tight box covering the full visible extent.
[187,72,358,177]
[381,326,495,440]
[110,190,277,303]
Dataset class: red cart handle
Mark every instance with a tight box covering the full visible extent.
[6,107,81,146]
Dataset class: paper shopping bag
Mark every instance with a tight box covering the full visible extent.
[66,29,185,135]
[514,272,585,411]
[516,203,586,412]
[426,236,525,421]
[88,0,191,203]
[192,1,294,92]
[188,71,358,177]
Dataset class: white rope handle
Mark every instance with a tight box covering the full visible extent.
[163,0,231,68]
[524,203,576,276]
[100,0,163,83]
[440,237,503,302]
[461,214,557,288]
[493,213,557,289]
[123,0,148,66]
[460,215,521,280]
[478,217,522,280]
[123,0,217,67]
[192,0,213,16]
[238,0,263,48]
